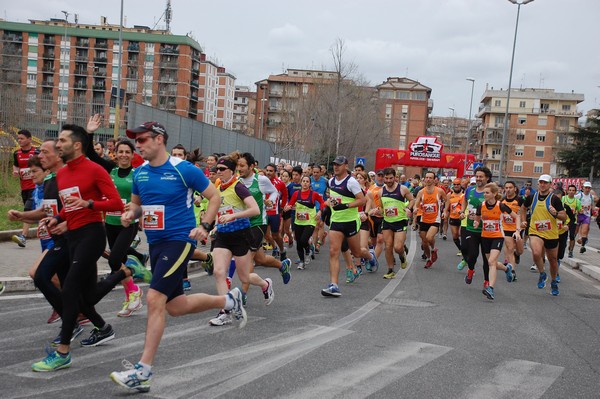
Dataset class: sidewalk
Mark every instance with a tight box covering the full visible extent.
[0,234,209,293]
[560,245,600,281]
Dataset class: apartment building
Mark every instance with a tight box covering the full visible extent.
[0,18,234,133]
[254,69,339,143]
[232,86,256,136]
[476,87,584,180]
[376,77,432,177]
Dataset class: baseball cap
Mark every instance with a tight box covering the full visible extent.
[538,174,552,183]
[376,169,384,175]
[126,121,168,139]
[583,181,592,188]
[469,177,476,184]
[368,171,376,177]
[333,156,348,165]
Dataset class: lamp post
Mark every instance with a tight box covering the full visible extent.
[58,11,69,133]
[499,0,534,181]
[465,77,475,175]
[258,85,267,140]
[113,0,124,139]
[448,107,456,153]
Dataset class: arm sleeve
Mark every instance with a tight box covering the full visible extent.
[314,192,325,208]
[564,204,575,221]
[182,162,209,193]
[85,134,116,173]
[259,175,278,202]
[234,182,253,201]
[13,151,18,167]
[500,203,513,214]
[551,195,564,212]
[279,181,288,207]
[287,191,298,207]
[475,203,482,216]
[347,177,363,195]
[93,165,125,212]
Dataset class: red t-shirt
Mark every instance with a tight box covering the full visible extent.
[13,147,39,191]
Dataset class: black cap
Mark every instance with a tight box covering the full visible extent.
[126,121,168,139]
[333,155,348,165]
[376,169,384,175]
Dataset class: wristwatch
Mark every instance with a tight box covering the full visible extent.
[87,200,94,209]
[200,222,212,231]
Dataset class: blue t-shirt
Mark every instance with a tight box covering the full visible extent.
[311,176,328,211]
[132,156,209,245]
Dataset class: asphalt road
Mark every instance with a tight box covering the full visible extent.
[1,229,600,398]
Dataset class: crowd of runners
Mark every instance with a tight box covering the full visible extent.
[4,116,600,392]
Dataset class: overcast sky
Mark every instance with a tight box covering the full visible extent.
[6,0,600,119]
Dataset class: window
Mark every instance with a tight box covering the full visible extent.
[379,90,394,99]
[518,117,527,125]
[513,162,523,173]
[538,117,547,126]
[412,92,426,101]
[396,91,410,100]
[535,147,544,158]
[519,101,526,108]
[515,146,524,157]
[494,100,501,107]
[541,103,549,113]
[534,163,543,174]
[561,104,571,111]
[385,104,392,119]
[516,130,525,141]
[494,116,503,127]
[537,132,546,142]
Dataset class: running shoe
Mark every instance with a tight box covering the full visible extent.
[297,261,305,270]
[280,258,291,284]
[280,251,287,262]
[512,270,518,282]
[482,286,494,300]
[442,234,447,241]
[263,278,274,305]
[505,264,514,282]
[383,271,396,279]
[125,255,152,283]
[568,251,573,258]
[119,288,143,317]
[321,283,341,297]
[110,360,152,393]
[456,251,462,256]
[457,260,467,271]
[80,324,115,347]
[209,310,232,326]
[421,253,427,260]
[305,255,311,265]
[202,253,214,275]
[364,257,372,273]
[228,287,247,328]
[47,310,61,324]
[537,272,547,289]
[424,260,433,269]
[400,256,408,270]
[32,350,71,372]
[368,249,379,272]
[357,265,363,275]
[530,264,538,272]
[182,279,191,291]
[310,244,316,260]
[431,248,438,263]
[556,274,561,283]
[52,324,84,346]
[345,269,355,284]
[523,243,528,249]
[130,234,141,249]
[272,247,280,258]
[551,281,559,296]
[11,234,26,248]
[242,292,247,306]
[465,269,474,284]
[580,246,586,254]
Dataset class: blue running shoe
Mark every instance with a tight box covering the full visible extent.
[279,258,291,284]
[345,269,355,284]
[482,286,494,300]
[537,272,547,289]
[505,264,514,282]
[321,283,341,297]
[551,281,559,296]
[364,258,372,273]
[52,323,84,346]
[556,274,560,283]
[368,249,379,273]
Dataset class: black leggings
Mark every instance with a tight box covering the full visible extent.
[294,224,315,262]
[463,230,490,281]
[60,223,126,345]
[558,232,568,261]
[105,222,143,272]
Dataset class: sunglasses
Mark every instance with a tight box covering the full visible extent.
[135,135,156,144]
[216,167,229,171]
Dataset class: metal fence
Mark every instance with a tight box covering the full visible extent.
[127,102,310,167]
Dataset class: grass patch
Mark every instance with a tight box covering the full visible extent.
[0,154,25,231]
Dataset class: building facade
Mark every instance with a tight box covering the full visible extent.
[232,86,256,136]
[0,18,234,134]
[476,87,584,180]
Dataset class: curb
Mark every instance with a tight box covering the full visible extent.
[0,229,38,242]
[559,244,600,281]
[1,259,206,294]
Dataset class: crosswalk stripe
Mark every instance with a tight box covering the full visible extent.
[462,359,564,399]
[282,341,452,399]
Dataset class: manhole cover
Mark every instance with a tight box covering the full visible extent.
[379,298,436,307]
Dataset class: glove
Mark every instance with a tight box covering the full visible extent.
[332,203,349,211]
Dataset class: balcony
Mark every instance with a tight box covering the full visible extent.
[42,51,55,59]
[92,84,106,91]
[191,67,199,76]
[75,54,88,62]
[158,90,177,97]
[74,82,87,90]
[128,43,140,52]
[93,70,107,77]
[126,72,138,80]
[159,47,179,55]
[188,107,198,115]
[270,90,283,97]
[75,38,90,47]
[485,135,503,144]
[74,68,88,76]
[190,80,199,88]
[41,79,54,87]
[190,94,198,102]
[43,36,56,45]
[2,33,23,42]
[42,66,55,73]
[159,61,178,69]
[93,57,108,63]
[157,76,176,83]
[95,41,108,49]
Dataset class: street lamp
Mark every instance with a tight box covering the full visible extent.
[58,11,69,133]
[465,77,475,175]
[258,86,267,140]
[499,0,535,181]
[113,0,124,139]
[448,107,455,152]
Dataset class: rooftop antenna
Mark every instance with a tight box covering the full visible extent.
[165,0,172,32]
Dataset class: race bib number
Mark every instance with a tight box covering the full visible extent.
[37,223,51,240]
[141,205,165,230]
[534,219,551,232]
[59,187,83,212]
[20,168,33,181]
[384,206,399,217]
[330,196,342,207]
[557,220,563,230]
[467,205,477,220]
[451,203,459,212]
[483,220,500,233]
[106,199,127,217]
[503,214,514,224]
[423,203,437,214]
[296,212,310,221]
[217,205,235,224]
[41,199,58,217]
